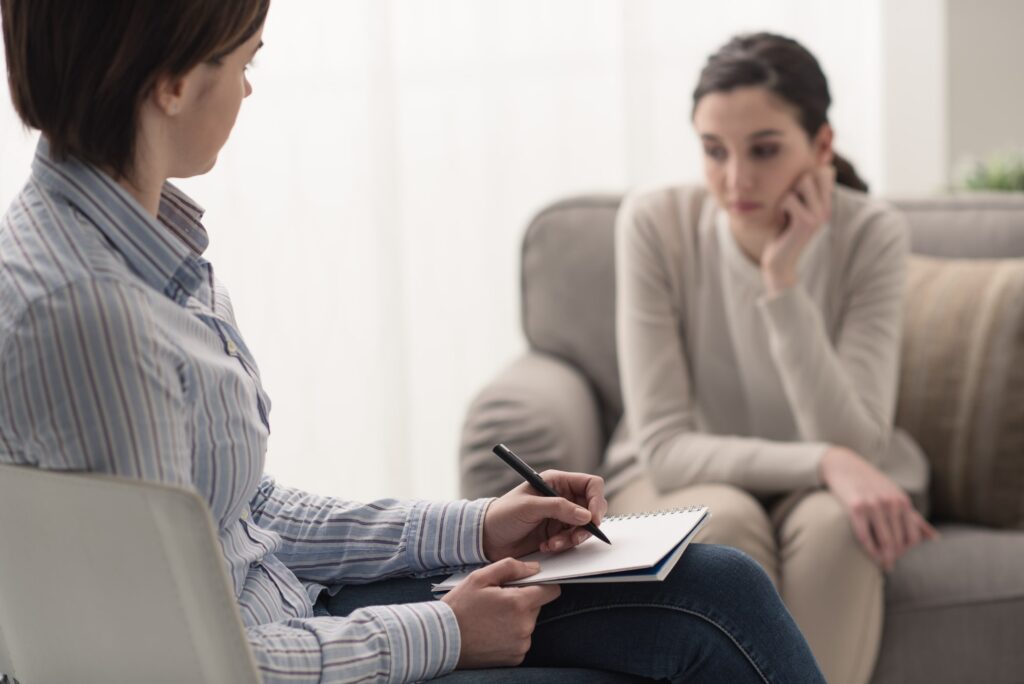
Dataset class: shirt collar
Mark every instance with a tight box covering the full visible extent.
[30,137,211,301]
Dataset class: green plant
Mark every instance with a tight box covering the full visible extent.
[960,150,1024,192]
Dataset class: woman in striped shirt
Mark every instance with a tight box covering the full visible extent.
[0,2,823,682]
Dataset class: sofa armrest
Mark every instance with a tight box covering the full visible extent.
[459,351,605,499]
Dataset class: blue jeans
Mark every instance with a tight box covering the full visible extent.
[316,544,825,683]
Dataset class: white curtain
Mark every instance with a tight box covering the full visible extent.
[1,0,892,501]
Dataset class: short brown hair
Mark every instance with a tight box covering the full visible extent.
[1,0,270,178]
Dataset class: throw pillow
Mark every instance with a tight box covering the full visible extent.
[896,255,1024,528]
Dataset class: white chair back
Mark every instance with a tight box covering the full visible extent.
[0,464,260,684]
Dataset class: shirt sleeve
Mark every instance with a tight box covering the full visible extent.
[615,192,827,496]
[757,208,909,464]
[0,278,192,486]
[250,475,492,583]
[246,601,461,684]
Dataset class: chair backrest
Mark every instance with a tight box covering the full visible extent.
[0,464,261,684]
[520,191,1024,435]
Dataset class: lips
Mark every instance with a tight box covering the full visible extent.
[731,200,763,213]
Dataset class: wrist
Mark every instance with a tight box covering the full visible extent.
[762,267,797,295]
[819,445,850,483]
[480,498,499,561]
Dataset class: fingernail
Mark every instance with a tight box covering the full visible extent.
[550,539,564,551]
[574,508,590,522]
[575,531,590,545]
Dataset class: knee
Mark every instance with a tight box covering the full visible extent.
[781,491,862,556]
[683,543,780,607]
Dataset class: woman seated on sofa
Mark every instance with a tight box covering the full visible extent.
[0,3,827,683]
[608,32,938,684]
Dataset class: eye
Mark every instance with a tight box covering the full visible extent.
[703,145,727,162]
[751,143,780,159]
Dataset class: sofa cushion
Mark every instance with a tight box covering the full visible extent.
[896,256,1024,528]
[873,525,1024,684]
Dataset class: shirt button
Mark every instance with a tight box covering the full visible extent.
[226,339,238,355]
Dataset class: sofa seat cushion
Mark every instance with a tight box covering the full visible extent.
[886,525,1024,609]
[896,255,1024,528]
[873,525,1024,684]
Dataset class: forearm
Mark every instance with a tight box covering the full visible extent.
[759,286,893,459]
[642,423,827,495]
[250,476,491,582]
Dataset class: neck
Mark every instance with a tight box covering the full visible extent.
[116,171,163,217]
[728,218,776,265]
[115,129,167,217]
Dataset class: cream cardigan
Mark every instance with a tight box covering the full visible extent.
[608,184,928,501]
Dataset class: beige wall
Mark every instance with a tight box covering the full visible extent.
[948,0,1024,170]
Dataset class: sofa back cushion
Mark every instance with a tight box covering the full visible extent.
[896,257,1024,528]
[890,194,1024,258]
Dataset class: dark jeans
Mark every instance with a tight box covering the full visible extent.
[316,543,825,683]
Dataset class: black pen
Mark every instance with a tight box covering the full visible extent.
[493,443,611,545]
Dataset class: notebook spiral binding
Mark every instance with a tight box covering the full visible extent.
[606,504,705,521]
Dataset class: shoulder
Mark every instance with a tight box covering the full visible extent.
[1,178,139,322]
[617,184,713,253]
[827,187,910,290]
[831,185,909,253]
[0,190,163,370]
[620,184,711,228]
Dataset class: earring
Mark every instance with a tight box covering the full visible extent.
[169,103,180,115]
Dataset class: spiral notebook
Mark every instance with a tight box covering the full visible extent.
[432,505,709,592]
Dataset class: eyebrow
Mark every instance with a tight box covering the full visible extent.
[699,130,783,143]
[251,41,264,56]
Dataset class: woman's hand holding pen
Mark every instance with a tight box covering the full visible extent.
[762,165,835,294]
[820,446,938,571]
[480,469,609,561]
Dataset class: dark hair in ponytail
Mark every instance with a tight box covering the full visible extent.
[692,32,869,193]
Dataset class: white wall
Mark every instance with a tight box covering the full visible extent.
[879,0,948,195]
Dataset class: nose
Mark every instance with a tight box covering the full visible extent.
[244,76,253,98]
[726,158,754,193]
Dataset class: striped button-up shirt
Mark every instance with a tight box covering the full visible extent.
[0,140,491,683]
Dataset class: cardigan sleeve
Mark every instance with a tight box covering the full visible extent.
[757,208,909,463]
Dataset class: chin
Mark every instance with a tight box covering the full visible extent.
[729,211,772,230]
[170,156,219,180]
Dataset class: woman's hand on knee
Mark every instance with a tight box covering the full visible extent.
[819,446,938,570]
[441,558,560,669]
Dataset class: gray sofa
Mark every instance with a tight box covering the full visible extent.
[459,192,1024,684]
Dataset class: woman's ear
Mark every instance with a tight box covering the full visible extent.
[814,123,834,166]
[151,72,190,117]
